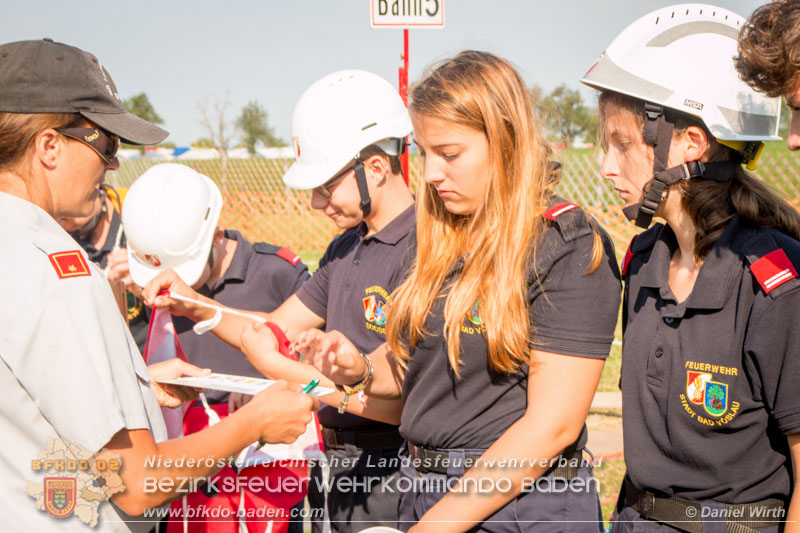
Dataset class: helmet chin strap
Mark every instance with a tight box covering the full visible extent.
[625,103,735,228]
[626,103,676,228]
[352,139,409,218]
[353,160,371,217]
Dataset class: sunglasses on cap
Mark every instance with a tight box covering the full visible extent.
[55,127,121,164]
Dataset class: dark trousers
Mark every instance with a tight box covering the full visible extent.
[398,446,603,533]
[611,503,783,533]
[308,446,403,533]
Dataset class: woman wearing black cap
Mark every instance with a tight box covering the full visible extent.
[0,38,317,531]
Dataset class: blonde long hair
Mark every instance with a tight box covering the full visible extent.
[386,51,557,377]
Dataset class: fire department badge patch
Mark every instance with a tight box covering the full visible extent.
[680,362,739,427]
[362,285,390,335]
[363,295,387,327]
[703,381,728,417]
[686,371,712,404]
[48,251,91,279]
[44,477,76,518]
[468,299,482,326]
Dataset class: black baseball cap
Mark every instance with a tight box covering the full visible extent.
[0,38,168,145]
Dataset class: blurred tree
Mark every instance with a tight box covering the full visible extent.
[538,84,598,148]
[236,100,283,155]
[124,93,164,125]
[192,138,215,148]
[199,92,233,185]
[122,93,165,151]
[528,84,545,112]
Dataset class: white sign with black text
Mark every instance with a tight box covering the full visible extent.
[370,0,444,29]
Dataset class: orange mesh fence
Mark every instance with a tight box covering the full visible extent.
[107,151,799,265]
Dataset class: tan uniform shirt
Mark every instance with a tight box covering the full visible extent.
[0,192,167,532]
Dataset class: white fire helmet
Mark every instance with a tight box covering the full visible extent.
[283,69,412,190]
[581,3,781,161]
[122,163,222,287]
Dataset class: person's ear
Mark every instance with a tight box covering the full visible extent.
[364,154,389,185]
[683,125,709,162]
[34,129,62,169]
[212,227,225,247]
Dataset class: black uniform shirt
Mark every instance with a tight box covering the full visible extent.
[296,204,415,429]
[71,208,150,353]
[400,201,621,450]
[71,208,124,269]
[174,229,309,402]
[621,217,800,504]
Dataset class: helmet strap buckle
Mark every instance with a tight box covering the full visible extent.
[680,161,705,180]
[641,179,669,209]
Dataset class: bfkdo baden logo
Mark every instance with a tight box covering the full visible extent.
[28,437,124,527]
[679,361,740,427]
[44,477,77,518]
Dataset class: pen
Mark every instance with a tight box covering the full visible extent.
[256,379,320,450]
[302,378,320,394]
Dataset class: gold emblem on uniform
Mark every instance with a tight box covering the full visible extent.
[680,362,739,427]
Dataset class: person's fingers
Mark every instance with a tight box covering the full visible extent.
[180,363,212,377]
[309,396,320,412]
[313,335,337,361]
[269,379,290,391]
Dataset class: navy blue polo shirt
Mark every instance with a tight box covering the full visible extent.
[296,204,416,429]
[174,230,309,402]
[621,217,800,504]
[400,201,622,450]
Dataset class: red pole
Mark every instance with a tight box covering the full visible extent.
[399,28,409,186]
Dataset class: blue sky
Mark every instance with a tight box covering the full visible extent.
[2,1,768,145]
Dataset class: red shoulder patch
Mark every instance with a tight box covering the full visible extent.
[621,236,636,277]
[276,247,301,266]
[544,202,579,221]
[751,249,798,294]
[48,251,91,279]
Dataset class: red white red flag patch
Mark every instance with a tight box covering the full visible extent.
[277,247,301,266]
[544,202,579,221]
[751,249,798,294]
[48,251,91,279]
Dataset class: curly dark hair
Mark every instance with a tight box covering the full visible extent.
[735,0,800,98]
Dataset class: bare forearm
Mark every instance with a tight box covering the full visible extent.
[256,356,403,424]
[787,434,800,533]
[320,392,403,425]
[252,349,332,387]
[362,344,404,399]
[787,492,799,533]
[109,401,264,514]
[212,311,270,350]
